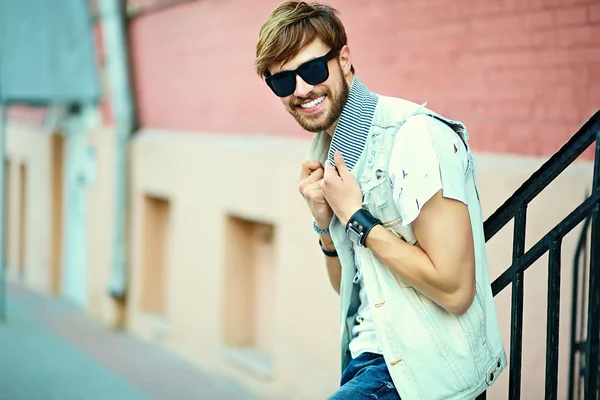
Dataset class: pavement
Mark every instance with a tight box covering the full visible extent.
[0,283,257,400]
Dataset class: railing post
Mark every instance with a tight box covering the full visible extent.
[545,238,562,399]
[584,130,600,400]
[509,206,527,400]
[568,213,591,400]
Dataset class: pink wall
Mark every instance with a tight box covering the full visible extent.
[7,107,47,124]
[125,0,600,157]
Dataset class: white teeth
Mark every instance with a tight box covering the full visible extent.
[300,96,325,109]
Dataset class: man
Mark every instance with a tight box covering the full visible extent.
[254,2,506,399]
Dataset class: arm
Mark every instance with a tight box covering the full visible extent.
[322,116,476,315]
[319,232,342,294]
[364,190,476,315]
[297,160,341,295]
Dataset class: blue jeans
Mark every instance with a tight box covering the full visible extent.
[328,352,401,399]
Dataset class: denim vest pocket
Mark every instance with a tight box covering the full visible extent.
[362,174,398,223]
[360,167,418,245]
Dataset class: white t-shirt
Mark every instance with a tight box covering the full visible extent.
[348,114,470,359]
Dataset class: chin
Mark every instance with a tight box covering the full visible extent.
[300,120,331,133]
[294,113,334,133]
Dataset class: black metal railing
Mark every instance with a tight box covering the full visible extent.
[476,110,600,400]
[568,213,597,400]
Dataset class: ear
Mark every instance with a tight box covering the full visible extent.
[338,44,353,75]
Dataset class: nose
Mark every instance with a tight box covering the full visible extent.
[293,74,314,98]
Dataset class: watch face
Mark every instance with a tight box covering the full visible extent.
[347,227,363,246]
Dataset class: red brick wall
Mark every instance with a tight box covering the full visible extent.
[127,0,600,157]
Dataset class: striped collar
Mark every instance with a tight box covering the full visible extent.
[327,77,379,171]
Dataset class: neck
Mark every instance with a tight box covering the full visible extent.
[325,120,339,137]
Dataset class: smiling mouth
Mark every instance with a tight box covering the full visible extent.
[298,95,325,110]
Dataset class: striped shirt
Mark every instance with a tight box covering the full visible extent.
[328,77,382,358]
[327,77,379,170]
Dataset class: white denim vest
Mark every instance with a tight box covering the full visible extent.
[307,95,506,400]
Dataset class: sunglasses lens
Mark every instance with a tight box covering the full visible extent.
[267,73,296,97]
[265,55,331,97]
[299,59,329,85]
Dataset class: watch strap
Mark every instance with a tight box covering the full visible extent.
[346,209,382,247]
[319,239,338,257]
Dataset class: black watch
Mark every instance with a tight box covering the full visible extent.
[345,209,382,247]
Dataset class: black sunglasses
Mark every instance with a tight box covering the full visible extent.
[265,48,340,98]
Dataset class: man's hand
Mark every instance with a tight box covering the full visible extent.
[299,160,342,294]
[298,160,334,229]
[321,151,363,226]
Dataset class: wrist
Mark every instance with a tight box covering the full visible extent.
[318,239,338,257]
[339,206,363,227]
[363,224,383,249]
[345,208,382,248]
[314,219,331,230]
[319,233,335,251]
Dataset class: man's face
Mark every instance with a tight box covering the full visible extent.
[268,39,351,133]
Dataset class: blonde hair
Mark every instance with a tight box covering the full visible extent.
[254,1,353,77]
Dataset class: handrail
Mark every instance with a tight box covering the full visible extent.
[490,189,599,295]
[484,110,600,241]
[478,108,600,400]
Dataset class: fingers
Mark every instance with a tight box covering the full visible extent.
[333,151,350,178]
[323,159,335,176]
[300,160,324,181]
[307,166,324,182]
[300,179,328,203]
[307,183,327,201]
[323,159,341,184]
[298,167,324,194]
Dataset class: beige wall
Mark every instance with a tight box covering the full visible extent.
[5,121,53,294]
[6,123,595,400]
[86,126,124,326]
[124,131,341,400]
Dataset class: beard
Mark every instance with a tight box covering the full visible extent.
[287,64,350,133]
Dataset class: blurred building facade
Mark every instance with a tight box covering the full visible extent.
[3,1,599,399]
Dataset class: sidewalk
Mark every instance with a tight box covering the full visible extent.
[0,283,256,400]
